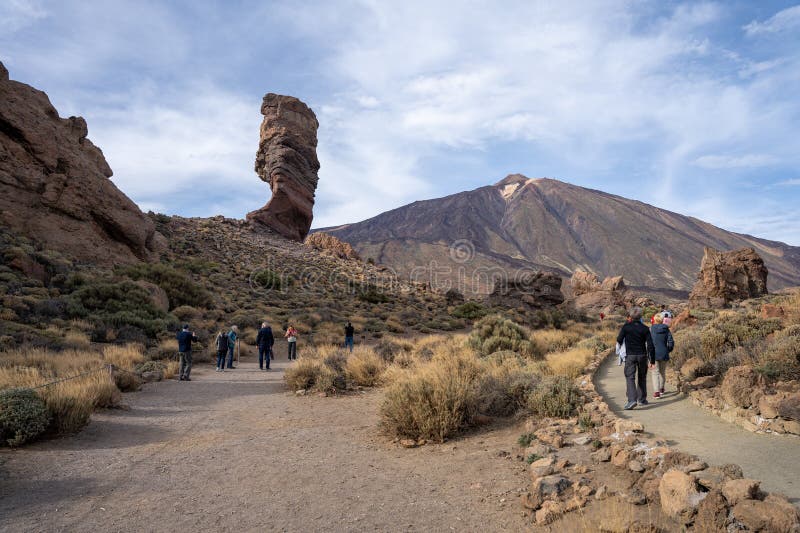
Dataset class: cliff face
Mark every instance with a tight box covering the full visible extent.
[0,62,163,264]
[319,175,800,294]
[246,93,320,242]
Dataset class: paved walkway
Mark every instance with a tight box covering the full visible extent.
[595,354,800,503]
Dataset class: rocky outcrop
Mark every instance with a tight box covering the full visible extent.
[304,232,360,261]
[689,247,768,308]
[488,271,564,310]
[0,62,163,264]
[568,270,645,314]
[246,93,319,242]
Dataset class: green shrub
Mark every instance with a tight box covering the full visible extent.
[468,315,541,358]
[450,302,487,320]
[517,433,535,448]
[527,376,583,418]
[252,269,282,290]
[358,285,390,304]
[755,335,800,382]
[0,388,51,447]
[117,263,212,309]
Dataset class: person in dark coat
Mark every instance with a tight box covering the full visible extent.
[256,322,275,371]
[650,313,674,398]
[344,322,355,353]
[616,307,655,409]
[176,324,199,381]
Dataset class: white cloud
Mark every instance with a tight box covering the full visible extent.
[0,0,47,33]
[692,153,779,169]
[778,178,800,186]
[744,5,800,36]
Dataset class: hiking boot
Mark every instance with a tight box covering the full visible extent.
[654,392,661,398]
[660,387,665,394]
[624,401,637,410]
[184,378,191,381]
[638,399,649,406]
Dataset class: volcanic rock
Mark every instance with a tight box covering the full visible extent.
[689,247,769,308]
[488,271,564,310]
[246,93,319,242]
[305,232,360,261]
[569,270,636,314]
[0,62,163,264]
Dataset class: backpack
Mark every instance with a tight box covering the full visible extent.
[217,332,229,352]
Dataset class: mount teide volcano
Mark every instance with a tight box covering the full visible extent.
[319,175,800,294]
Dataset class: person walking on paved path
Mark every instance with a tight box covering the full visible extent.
[256,322,275,370]
[226,325,238,369]
[285,325,298,361]
[616,307,654,410]
[649,313,674,398]
[344,322,355,353]
[176,324,198,381]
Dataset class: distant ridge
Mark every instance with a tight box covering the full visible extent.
[318,175,800,293]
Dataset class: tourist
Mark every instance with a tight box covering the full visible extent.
[616,307,654,409]
[256,321,275,371]
[344,321,355,353]
[176,324,198,381]
[285,324,298,360]
[214,330,229,372]
[649,313,674,398]
[662,309,673,327]
[226,325,238,369]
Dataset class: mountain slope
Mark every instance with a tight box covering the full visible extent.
[319,175,800,293]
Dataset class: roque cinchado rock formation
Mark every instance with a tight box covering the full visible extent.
[0,62,163,264]
[689,247,769,308]
[247,93,320,241]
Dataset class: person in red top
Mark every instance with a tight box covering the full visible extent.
[285,325,298,361]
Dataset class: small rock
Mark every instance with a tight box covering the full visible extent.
[399,439,418,448]
[681,460,708,473]
[628,460,645,473]
[722,478,761,505]
[731,495,800,532]
[615,419,644,433]
[627,489,647,505]
[659,469,707,524]
[295,389,306,396]
[555,458,570,471]
[572,464,589,474]
[695,490,729,532]
[529,456,555,479]
[535,500,564,525]
[591,447,612,463]
[594,485,612,501]
[573,436,592,446]
[611,447,631,468]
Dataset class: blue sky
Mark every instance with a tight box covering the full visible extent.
[2,0,800,244]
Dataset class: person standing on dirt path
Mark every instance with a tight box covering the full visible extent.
[226,325,238,369]
[616,307,654,410]
[285,324,298,361]
[256,322,275,371]
[214,330,229,372]
[344,322,355,353]
[176,324,198,381]
[649,313,674,399]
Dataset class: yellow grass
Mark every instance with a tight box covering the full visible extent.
[163,360,180,379]
[546,346,594,378]
[533,328,583,354]
[345,346,386,386]
[102,344,145,370]
[64,330,91,348]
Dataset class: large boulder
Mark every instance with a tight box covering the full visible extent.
[488,271,564,310]
[658,469,707,524]
[0,62,163,265]
[246,93,319,242]
[689,247,769,308]
[570,270,600,296]
[731,494,800,532]
[720,366,762,409]
[569,270,636,314]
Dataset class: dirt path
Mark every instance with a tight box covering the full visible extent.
[595,354,800,503]
[0,359,532,532]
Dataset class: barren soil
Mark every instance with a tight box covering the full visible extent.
[0,358,534,532]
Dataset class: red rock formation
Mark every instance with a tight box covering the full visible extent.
[568,270,640,314]
[304,232,360,261]
[0,62,164,264]
[689,247,768,308]
[246,93,319,241]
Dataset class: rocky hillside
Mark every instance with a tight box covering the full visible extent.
[0,62,164,266]
[319,174,800,294]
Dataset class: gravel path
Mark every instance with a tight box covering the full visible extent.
[0,359,531,532]
[595,354,800,503]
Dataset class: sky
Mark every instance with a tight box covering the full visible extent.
[2,0,800,244]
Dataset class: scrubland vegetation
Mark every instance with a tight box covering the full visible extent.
[673,289,800,383]
[285,313,614,442]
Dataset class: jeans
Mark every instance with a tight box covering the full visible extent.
[227,345,235,368]
[624,353,648,403]
[179,351,193,380]
[259,345,272,369]
[652,360,667,393]
[288,341,297,360]
[216,350,226,369]
[344,336,354,352]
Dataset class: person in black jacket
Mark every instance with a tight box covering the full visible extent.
[616,307,654,409]
[256,322,275,371]
[344,322,355,353]
[176,324,199,381]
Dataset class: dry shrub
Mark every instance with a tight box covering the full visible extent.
[64,330,91,349]
[468,315,542,358]
[527,376,583,418]
[381,344,483,441]
[345,346,386,387]
[477,351,540,417]
[153,338,178,360]
[533,328,583,354]
[241,328,258,346]
[163,360,180,379]
[546,346,594,378]
[284,346,348,392]
[374,336,413,362]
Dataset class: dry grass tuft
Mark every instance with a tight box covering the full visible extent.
[345,346,386,387]
[546,346,595,378]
